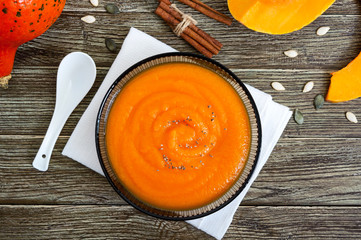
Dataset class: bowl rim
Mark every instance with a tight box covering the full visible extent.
[95,52,262,220]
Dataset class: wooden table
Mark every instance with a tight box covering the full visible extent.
[1,0,361,239]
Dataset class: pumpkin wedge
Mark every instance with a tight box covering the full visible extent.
[227,0,335,34]
[326,52,361,103]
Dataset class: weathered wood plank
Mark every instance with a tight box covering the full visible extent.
[1,205,360,239]
[2,69,361,138]
[2,0,361,237]
[10,12,361,70]
[235,69,361,138]
[244,137,361,205]
[229,206,361,239]
[0,69,105,137]
[1,137,360,205]
[61,0,361,16]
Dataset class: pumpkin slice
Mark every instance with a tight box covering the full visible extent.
[227,0,335,34]
[326,52,361,103]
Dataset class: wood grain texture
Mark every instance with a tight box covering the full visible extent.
[2,0,361,239]
[10,13,361,70]
[61,0,361,15]
[1,205,360,239]
[2,69,361,137]
[1,137,360,205]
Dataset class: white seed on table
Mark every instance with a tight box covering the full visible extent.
[346,112,358,123]
[302,81,314,93]
[271,82,286,91]
[90,0,99,7]
[81,15,96,23]
[317,26,330,36]
[284,50,298,58]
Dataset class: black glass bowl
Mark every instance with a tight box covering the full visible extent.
[96,52,261,220]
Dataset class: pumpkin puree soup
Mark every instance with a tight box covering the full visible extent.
[106,62,251,211]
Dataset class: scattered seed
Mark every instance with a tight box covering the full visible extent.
[105,3,120,14]
[81,15,96,23]
[105,38,117,53]
[346,111,358,123]
[303,81,314,93]
[294,109,304,125]
[271,82,285,91]
[314,94,324,110]
[90,0,99,7]
[284,49,298,58]
[316,26,330,36]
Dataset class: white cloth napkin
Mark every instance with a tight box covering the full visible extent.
[62,27,292,240]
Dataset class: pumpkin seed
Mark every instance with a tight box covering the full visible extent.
[105,38,117,53]
[294,109,304,125]
[314,94,324,110]
[346,111,358,123]
[81,15,96,23]
[284,49,298,58]
[316,26,330,36]
[303,81,314,93]
[90,0,99,7]
[105,3,120,14]
[271,82,285,91]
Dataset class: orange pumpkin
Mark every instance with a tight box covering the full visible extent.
[227,0,335,34]
[0,0,66,88]
[326,52,361,103]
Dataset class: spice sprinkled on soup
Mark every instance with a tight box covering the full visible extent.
[106,62,251,210]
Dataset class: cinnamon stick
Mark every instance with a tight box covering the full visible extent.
[158,1,220,55]
[156,6,219,57]
[160,0,172,4]
[155,6,213,58]
[190,0,231,20]
[176,0,232,26]
[159,0,222,51]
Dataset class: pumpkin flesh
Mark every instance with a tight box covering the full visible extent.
[326,52,361,103]
[227,0,335,34]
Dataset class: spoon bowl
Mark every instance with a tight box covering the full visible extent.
[33,52,96,172]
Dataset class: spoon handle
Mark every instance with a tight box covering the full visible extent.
[32,109,68,171]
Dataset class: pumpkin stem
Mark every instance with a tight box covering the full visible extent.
[0,74,11,89]
[0,45,17,89]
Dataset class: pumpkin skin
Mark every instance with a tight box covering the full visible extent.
[326,52,361,103]
[227,0,335,34]
[0,0,66,88]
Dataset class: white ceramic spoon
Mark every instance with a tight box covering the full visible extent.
[32,52,96,171]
